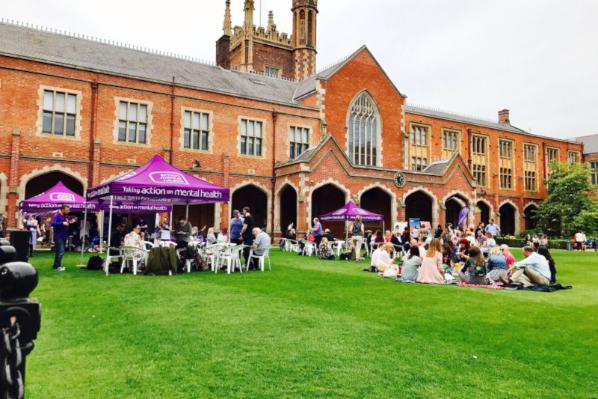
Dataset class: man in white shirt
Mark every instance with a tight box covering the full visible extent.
[485,219,501,237]
[574,231,586,251]
[249,227,271,270]
[510,246,550,287]
[370,246,384,272]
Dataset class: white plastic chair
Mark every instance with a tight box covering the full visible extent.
[121,246,145,275]
[245,248,271,272]
[302,241,318,257]
[216,245,243,274]
[142,241,155,251]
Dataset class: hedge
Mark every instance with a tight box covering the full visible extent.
[495,237,572,250]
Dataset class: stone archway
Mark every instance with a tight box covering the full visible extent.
[359,186,393,232]
[278,184,298,235]
[232,184,269,231]
[18,164,87,202]
[404,190,435,225]
[476,200,491,225]
[311,183,347,237]
[24,171,84,199]
[524,204,539,231]
[499,202,518,236]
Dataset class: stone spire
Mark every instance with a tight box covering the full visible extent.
[267,10,276,32]
[243,0,255,32]
[223,0,232,36]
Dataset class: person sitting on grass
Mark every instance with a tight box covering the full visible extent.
[416,238,445,284]
[377,243,398,277]
[369,244,384,272]
[510,246,551,288]
[459,246,487,285]
[500,244,516,268]
[398,246,421,282]
[486,246,508,285]
[319,237,335,260]
[537,246,557,284]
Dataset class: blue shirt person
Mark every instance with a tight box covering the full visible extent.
[230,209,244,244]
[484,219,501,237]
[51,205,71,271]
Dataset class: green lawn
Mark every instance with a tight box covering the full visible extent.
[24,249,598,398]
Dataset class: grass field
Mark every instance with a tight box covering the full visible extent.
[24,249,598,398]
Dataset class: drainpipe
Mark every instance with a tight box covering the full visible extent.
[169,76,176,164]
[90,81,99,186]
[466,128,473,170]
[271,110,278,237]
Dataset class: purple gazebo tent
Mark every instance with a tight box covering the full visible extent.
[86,155,230,273]
[319,201,384,241]
[19,181,94,213]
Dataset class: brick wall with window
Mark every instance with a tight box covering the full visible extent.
[499,139,514,190]
[289,126,309,160]
[524,143,538,192]
[239,118,264,157]
[471,135,488,188]
[410,124,430,171]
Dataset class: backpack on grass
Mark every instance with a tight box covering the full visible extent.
[86,255,104,271]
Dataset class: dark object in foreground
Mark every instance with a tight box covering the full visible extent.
[0,240,41,399]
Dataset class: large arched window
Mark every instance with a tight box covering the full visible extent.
[347,92,381,167]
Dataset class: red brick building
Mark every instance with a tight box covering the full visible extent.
[0,0,586,237]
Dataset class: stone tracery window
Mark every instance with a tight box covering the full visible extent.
[347,92,380,167]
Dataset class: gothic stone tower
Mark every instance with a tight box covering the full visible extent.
[292,0,318,80]
[215,0,318,81]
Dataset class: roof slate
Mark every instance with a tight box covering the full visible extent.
[0,22,302,106]
[573,134,598,155]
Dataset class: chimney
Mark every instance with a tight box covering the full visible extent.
[498,109,510,124]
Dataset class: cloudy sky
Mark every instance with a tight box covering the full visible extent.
[4,0,597,138]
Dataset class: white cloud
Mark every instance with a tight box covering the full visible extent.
[4,0,597,138]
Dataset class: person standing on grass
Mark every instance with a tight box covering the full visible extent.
[26,214,40,256]
[230,210,244,244]
[574,231,586,251]
[349,216,365,261]
[51,205,71,271]
[241,207,255,263]
[485,219,501,238]
[510,246,551,287]
[175,216,192,249]
[311,217,323,246]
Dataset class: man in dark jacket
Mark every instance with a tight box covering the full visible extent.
[175,217,192,249]
[51,205,70,271]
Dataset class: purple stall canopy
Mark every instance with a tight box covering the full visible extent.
[93,202,172,214]
[457,206,470,228]
[319,201,384,222]
[87,155,229,204]
[19,181,94,212]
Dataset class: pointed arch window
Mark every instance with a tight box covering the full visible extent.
[347,92,381,166]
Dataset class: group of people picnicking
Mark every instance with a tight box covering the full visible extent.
[4,202,594,281]
[286,216,566,289]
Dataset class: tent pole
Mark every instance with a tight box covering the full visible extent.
[78,207,88,267]
[169,209,173,230]
[106,196,114,276]
[227,197,232,243]
[98,210,104,253]
[185,203,190,220]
